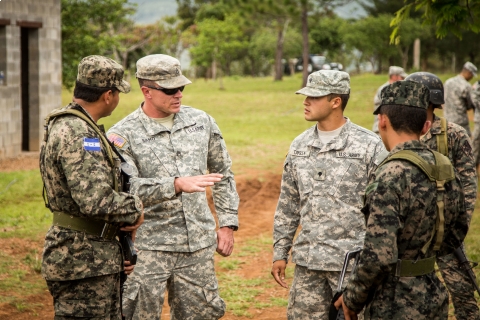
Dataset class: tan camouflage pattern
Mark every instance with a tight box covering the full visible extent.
[287,265,363,320]
[374,80,430,114]
[46,273,121,319]
[273,118,386,270]
[40,103,142,281]
[444,75,476,133]
[107,105,239,252]
[77,55,131,93]
[296,70,350,97]
[422,116,479,319]
[122,245,225,320]
[135,54,192,89]
[470,81,480,165]
[372,81,390,133]
[343,140,449,319]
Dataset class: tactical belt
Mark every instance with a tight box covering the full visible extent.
[390,256,436,277]
[52,211,118,240]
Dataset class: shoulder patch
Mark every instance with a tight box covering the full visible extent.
[374,149,389,166]
[83,138,101,152]
[108,133,127,148]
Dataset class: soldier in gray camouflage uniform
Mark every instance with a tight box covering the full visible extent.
[271,70,386,319]
[470,80,480,168]
[107,54,239,320]
[443,61,478,135]
[40,55,144,319]
[335,80,449,320]
[372,66,407,133]
[407,72,479,320]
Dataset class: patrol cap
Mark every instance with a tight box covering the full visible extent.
[296,70,350,97]
[463,61,477,77]
[389,66,408,78]
[77,55,131,93]
[373,80,430,115]
[405,72,445,106]
[136,54,192,88]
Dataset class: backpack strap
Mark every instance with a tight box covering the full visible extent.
[436,117,448,157]
[380,149,454,254]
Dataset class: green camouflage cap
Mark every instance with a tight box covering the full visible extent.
[77,55,130,93]
[136,54,192,88]
[373,80,430,114]
[296,70,350,97]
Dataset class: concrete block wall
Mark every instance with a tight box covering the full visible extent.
[0,0,61,159]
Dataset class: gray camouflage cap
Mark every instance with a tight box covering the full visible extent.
[136,54,192,88]
[77,55,130,93]
[463,61,477,77]
[389,66,408,78]
[296,70,350,97]
[373,80,430,114]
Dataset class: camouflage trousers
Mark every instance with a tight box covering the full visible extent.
[471,121,480,165]
[287,264,364,320]
[437,250,480,320]
[122,244,225,320]
[46,272,121,319]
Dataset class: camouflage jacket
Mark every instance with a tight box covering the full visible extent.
[472,81,480,122]
[107,104,239,253]
[421,115,477,247]
[273,118,386,271]
[444,75,476,126]
[343,140,448,318]
[371,81,389,133]
[40,103,142,281]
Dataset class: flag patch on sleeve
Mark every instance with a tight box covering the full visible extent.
[108,133,127,148]
[83,138,101,151]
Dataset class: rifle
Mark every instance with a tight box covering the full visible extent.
[329,247,362,320]
[453,246,480,295]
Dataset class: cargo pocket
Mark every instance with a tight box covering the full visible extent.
[122,281,141,319]
[55,298,107,317]
[202,287,226,319]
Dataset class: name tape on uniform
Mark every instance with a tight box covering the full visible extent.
[83,138,101,152]
[292,150,309,157]
[187,125,205,134]
[336,151,362,159]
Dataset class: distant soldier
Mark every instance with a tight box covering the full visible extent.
[271,70,386,319]
[470,80,480,170]
[335,80,450,319]
[372,66,407,133]
[40,55,144,319]
[408,72,479,320]
[443,61,478,135]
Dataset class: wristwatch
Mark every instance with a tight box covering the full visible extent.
[224,225,238,231]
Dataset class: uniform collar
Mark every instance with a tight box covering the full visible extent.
[137,103,196,136]
[308,117,352,151]
[389,139,427,155]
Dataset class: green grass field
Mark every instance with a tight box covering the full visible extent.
[2,72,477,317]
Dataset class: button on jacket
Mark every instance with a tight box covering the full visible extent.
[107,105,239,253]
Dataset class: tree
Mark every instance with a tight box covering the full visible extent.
[61,0,135,88]
[391,0,480,40]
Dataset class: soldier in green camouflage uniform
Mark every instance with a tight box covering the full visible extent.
[443,61,478,135]
[407,72,479,320]
[40,56,144,319]
[271,70,386,320]
[335,80,449,319]
[107,54,239,320]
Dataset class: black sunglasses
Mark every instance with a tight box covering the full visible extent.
[144,85,185,95]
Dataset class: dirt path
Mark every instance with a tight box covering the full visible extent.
[0,154,288,319]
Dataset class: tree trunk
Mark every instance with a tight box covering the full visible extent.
[301,2,309,87]
[274,18,290,81]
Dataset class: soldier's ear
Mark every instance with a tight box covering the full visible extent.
[378,114,388,130]
[421,120,432,136]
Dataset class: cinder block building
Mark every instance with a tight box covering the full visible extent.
[0,0,62,159]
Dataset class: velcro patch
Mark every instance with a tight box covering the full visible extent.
[84,138,101,152]
[108,133,127,148]
[292,150,309,157]
[336,151,362,159]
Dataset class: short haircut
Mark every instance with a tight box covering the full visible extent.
[73,81,117,103]
[138,78,157,88]
[378,104,426,135]
[327,93,350,111]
